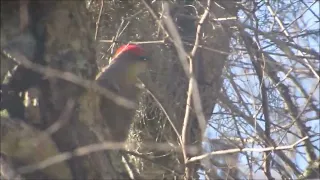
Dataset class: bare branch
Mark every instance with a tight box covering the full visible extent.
[17,142,199,175]
[1,49,136,109]
[188,136,309,162]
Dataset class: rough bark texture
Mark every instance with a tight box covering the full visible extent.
[1,1,128,179]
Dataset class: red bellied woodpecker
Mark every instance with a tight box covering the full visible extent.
[95,44,148,142]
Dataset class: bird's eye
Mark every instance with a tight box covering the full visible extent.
[140,56,148,61]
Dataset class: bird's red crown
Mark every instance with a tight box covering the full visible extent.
[114,44,145,58]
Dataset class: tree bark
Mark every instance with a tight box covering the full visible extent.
[1,1,128,179]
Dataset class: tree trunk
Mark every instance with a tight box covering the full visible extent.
[1,1,128,179]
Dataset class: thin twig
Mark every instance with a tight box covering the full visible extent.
[141,80,181,144]
[94,0,104,40]
[160,2,210,178]
[264,0,319,81]
[31,99,75,145]
[188,0,210,145]
[247,25,273,179]
[123,150,184,176]
[100,39,165,44]
[218,89,302,175]
[188,136,309,162]
[120,152,140,180]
